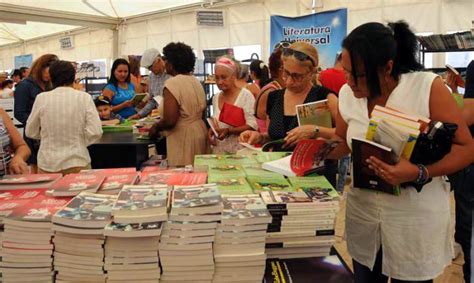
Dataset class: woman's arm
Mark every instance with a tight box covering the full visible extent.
[255,88,272,120]
[367,77,474,185]
[425,78,474,177]
[149,88,179,139]
[102,88,133,113]
[1,108,30,174]
[25,95,41,140]
[327,93,338,123]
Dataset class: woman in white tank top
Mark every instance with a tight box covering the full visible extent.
[330,21,474,282]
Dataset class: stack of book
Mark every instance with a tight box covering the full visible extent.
[213,196,271,283]
[261,187,339,259]
[0,174,62,190]
[159,184,223,283]
[51,192,116,282]
[104,185,169,282]
[207,164,254,196]
[0,191,69,283]
[81,168,138,195]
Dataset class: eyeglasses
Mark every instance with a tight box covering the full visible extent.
[273,41,291,50]
[282,68,311,82]
[282,48,315,67]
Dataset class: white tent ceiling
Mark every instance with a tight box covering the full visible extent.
[0,0,208,46]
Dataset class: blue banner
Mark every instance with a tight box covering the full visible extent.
[270,9,347,69]
[14,54,33,69]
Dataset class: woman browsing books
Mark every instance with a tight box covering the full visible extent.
[239,41,338,149]
[208,57,257,154]
[102,59,137,119]
[148,42,208,166]
[329,21,474,282]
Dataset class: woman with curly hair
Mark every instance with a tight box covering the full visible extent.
[149,42,208,166]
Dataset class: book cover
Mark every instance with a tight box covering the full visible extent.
[288,176,340,204]
[260,191,314,210]
[6,194,71,224]
[138,172,173,185]
[52,192,117,228]
[221,196,271,224]
[207,176,254,195]
[104,222,163,237]
[218,102,246,127]
[50,173,106,197]
[242,164,282,178]
[296,99,332,127]
[167,172,208,186]
[194,154,227,167]
[172,184,221,208]
[0,174,61,184]
[131,93,148,106]
[246,175,294,194]
[252,152,292,164]
[207,164,246,178]
[81,168,136,174]
[351,137,400,195]
[263,256,353,283]
[0,189,47,217]
[98,174,139,194]
[113,185,168,214]
[222,154,258,166]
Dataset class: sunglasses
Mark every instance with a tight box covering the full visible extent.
[273,41,291,50]
[282,48,315,67]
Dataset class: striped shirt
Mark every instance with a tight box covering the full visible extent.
[138,72,170,117]
[25,87,103,172]
[0,117,12,176]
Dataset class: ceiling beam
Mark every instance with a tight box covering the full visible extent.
[0,4,120,29]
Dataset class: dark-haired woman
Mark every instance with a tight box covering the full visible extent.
[330,21,474,282]
[149,42,208,166]
[102,58,137,119]
[14,53,58,173]
[248,59,271,98]
[26,61,102,174]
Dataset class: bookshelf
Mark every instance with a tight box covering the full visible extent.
[418,31,474,67]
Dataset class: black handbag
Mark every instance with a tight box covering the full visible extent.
[409,121,458,165]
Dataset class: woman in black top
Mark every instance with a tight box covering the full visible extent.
[240,41,338,149]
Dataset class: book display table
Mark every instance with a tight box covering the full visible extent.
[88,132,154,169]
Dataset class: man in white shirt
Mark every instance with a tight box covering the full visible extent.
[26,60,102,174]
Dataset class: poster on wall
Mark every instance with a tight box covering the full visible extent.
[14,54,33,69]
[270,9,347,69]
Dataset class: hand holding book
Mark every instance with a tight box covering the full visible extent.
[366,155,419,187]
[284,125,321,149]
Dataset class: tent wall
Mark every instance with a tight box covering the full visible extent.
[0,0,472,71]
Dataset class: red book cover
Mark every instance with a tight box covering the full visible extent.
[6,194,71,223]
[218,102,246,127]
[0,189,47,217]
[0,174,62,190]
[167,172,208,186]
[290,139,339,176]
[138,172,174,185]
[50,173,106,197]
[81,168,136,174]
[98,173,139,194]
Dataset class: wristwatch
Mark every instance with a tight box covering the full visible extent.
[313,126,320,138]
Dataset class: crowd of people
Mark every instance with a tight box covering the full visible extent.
[0,20,472,283]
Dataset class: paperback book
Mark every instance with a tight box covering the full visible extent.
[49,173,105,197]
[296,99,332,127]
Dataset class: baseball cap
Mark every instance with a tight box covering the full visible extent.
[141,48,161,69]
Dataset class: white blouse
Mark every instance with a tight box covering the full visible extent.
[211,88,257,154]
[26,87,103,172]
[339,72,452,280]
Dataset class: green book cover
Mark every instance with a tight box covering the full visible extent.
[207,176,254,196]
[246,175,294,194]
[242,165,282,178]
[194,154,227,167]
[288,176,340,203]
[222,154,259,166]
[253,152,291,164]
[207,164,246,178]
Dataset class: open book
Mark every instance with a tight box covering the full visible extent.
[262,139,339,176]
[131,93,148,106]
[296,99,332,127]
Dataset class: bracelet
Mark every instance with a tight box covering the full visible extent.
[415,164,429,184]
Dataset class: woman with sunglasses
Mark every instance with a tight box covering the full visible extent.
[240,42,338,149]
[102,58,137,119]
[14,53,58,173]
[329,21,474,282]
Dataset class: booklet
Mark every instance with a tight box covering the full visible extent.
[131,93,148,106]
[296,99,332,127]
